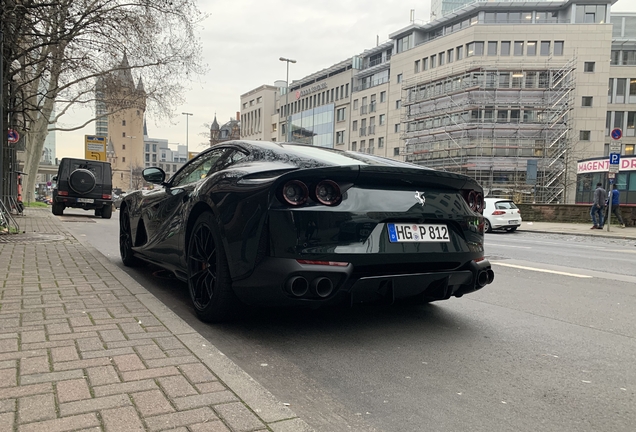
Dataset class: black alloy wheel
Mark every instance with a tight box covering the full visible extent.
[119,207,141,266]
[187,212,238,323]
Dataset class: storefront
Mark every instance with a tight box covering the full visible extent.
[576,156,636,205]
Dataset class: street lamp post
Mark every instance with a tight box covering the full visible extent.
[182,112,193,159]
[279,57,296,141]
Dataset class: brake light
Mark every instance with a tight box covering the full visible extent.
[102,194,111,199]
[281,180,308,206]
[492,210,506,215]
[58,191,68,196]
[462,190,484,214]
[314,180,342,206]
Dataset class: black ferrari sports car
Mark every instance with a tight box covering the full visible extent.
[119,140,493,322]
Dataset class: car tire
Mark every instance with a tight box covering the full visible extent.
[484,218,492,233]
[95,208,102,217]
[52,202,64,216]
[101,205,112,219]
[506,227,517,232]
[119,207,142,267]
[187,211,240,323]
[69,169,96,194]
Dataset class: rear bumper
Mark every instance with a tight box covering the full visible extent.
[54,196,112,209]
[231,257,493,307]
[490,217,522,230]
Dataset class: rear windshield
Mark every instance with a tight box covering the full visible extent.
[69,162,103,179]
[280,144,428,169]
[495,201,518,209]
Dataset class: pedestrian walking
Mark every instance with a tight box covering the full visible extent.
[590,182,607,229]
[607,184,626,228]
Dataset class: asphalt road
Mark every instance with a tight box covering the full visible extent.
[60,208,636,432]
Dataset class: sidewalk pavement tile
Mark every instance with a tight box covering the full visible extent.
[0,208,313,431]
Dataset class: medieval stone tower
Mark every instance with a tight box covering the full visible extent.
[105,54,146,192]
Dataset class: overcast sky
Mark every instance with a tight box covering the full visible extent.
[54,0,636,160]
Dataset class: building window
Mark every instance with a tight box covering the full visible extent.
[336,131,345,144]
[257,96,262,103]
[456,46,463,60]
[514,41,524,56]
[122,132,126,137]
[414,60,420,73]
[423,57,429,70]
[554,41,564,56]
[122,157,126,162]
[527,41,537,56]
[145,154,149,162]
[395,100,401,109]
[353,99,359,110]
[393,147,400,156]
[447,49,454,64]
[540,41,550,56]
[379,114,386,125]
[584,62,595,72]
[352,120,358,131]
[351,141,357,151]
[397,74,403,83]
[487,41,498,56]
[501,41,510,56]
[438,52,445,66]
[624,51,636,65]
[582,96,593,107]
[611,50,620,65]
[152,154,157,162]
[378,137,384,148]
[152,144,157,152]
[580,130,591,141]
[122,120,126,126]
[394,124,401,133]
[431,54,437,68]
[122,144,126,150]
[337,107,346,122]
[380,91,386,103]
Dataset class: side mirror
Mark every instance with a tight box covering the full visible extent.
[52,176,57,182]
[142,167,166,184]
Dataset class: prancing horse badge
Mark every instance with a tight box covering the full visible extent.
[414,191,425,206]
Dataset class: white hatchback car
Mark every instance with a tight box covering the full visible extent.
[483,198,522,233]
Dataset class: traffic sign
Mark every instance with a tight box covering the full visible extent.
[611,128,622,140]
[7,129,19,144]
[609,153,620,165]
[609,142,621,153]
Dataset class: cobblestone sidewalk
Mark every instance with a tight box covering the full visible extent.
[0,208,311,432]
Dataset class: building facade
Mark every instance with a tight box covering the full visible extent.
[242,0,632,204]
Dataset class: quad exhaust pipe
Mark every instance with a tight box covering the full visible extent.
[285,276,334,298]
[476,269,495,288]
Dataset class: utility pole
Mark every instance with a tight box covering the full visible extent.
[279,57,296,142]
[182,112,192,159]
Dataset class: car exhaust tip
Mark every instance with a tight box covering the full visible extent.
[476,270,489,288]
[486,269,495,284]
[286,276,309,297]
[312,277,334,298]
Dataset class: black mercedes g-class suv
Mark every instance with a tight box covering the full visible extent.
[52,158,114,219]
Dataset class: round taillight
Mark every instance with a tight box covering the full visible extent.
[314,180,342,206]
[475,193,483,213]
[282,180,308,206]
[467,191,477,211]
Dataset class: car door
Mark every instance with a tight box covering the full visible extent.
[140,148,231,267]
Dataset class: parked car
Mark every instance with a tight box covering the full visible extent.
[483,198,522,232]
[51,158,113,218]
[119,140,494,322]
[113,192,128,209]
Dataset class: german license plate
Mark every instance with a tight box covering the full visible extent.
[387,223,450,243]
[77,198,94,203]
[509,220,520,225]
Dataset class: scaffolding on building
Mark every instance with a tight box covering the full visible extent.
[400,57,576,204]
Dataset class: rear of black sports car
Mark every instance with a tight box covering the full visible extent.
[231,159,493,308]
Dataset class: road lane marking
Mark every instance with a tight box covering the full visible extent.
[487,243,532,249]
[491,262,592,278]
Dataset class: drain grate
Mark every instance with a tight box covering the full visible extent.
[0,233,67,244]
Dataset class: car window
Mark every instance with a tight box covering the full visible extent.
[169,148,247,187]
[69,161,103,179]
[494,201,518,210]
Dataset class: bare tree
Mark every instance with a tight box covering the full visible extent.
[130,163,145,191]
[2,0,206,202]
